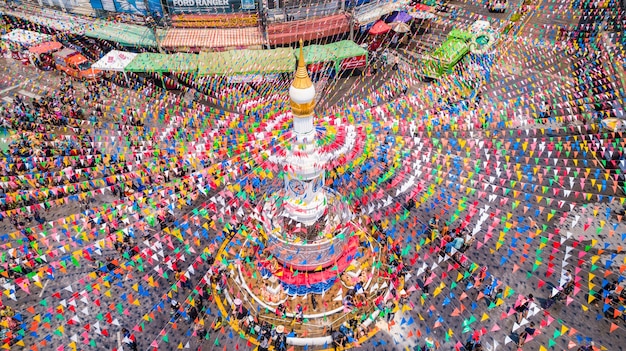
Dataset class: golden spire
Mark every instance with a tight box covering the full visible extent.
[292,39,313,89]
[289,39,316,117]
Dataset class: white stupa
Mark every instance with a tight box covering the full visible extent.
[282,39,328,226]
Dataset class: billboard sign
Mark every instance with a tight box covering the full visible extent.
[90,0,164,16]
[167,0,257,14]
[340,55,367,70]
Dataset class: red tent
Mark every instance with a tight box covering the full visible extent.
[369,20,391,35]
[267,14,350,45]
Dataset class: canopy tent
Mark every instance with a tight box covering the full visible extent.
[295,41,368,73]
[324,40,368,63]
[369,20,392,35]
[385,11,413,23]
[85,21,157,48]
[267,14,350,46]
[354,0,409,26]
[198,48,295,76]
[124,53,173,73]
[159,53,199,73]
[300,45,335,66]
[324,40,368,71]
[28,41,63,55]
[1,29,51,48]
[160,28,266,51]
[92,50,138,72]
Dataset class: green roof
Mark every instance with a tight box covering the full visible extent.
[294,40,368,71]
[124,53,199,73]
[125,53,169,73]
[161,53,199,72]
[85,21,157,48]
[198,48,295,76]
[323,40,368,62]
[298,45,335,64]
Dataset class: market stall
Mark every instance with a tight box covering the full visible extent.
[409,5,437,34]
[267,14,350,46]
[160,27,266,51]
[27,41,63,70]
[325,40,368,72]
[198,48,294,81]
[1,29,52,61]
[353,0,409,31]
[85,21,157,48]
[368,20,392,51]
[2,29,51,48]
[91,50,138,72]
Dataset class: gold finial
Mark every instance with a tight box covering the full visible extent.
[292,39,313,90]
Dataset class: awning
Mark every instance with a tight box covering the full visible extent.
[125,53,200,73]
[267,14,350,46]
[160,27,266,51]
[294,40,368,72]
[1,29,51,47]
[323,40,368,62]
[354,0,409,26]
[28,41,63,55]
[85,21,157,47]
[124,53,173,73]
[1,8,86,34]
[92,50,138,72]
[299,45,335,65]
[159,53,199,73]
[198,48,295,76]
[369,20,391,35]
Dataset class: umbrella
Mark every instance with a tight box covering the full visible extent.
[390,22,411,33]
[369,20,392,35]
[385,11,413,24]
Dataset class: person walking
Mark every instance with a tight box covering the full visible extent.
[121,328,138,351]
[515,294,534,323]
[517,322,536,347]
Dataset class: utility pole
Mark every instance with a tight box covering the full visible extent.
[348,6,354,41]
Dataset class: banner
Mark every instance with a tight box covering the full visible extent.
[41,0,96,14]
[340,55,367,70]
[167,0,257,14]
[90,0,163,16]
